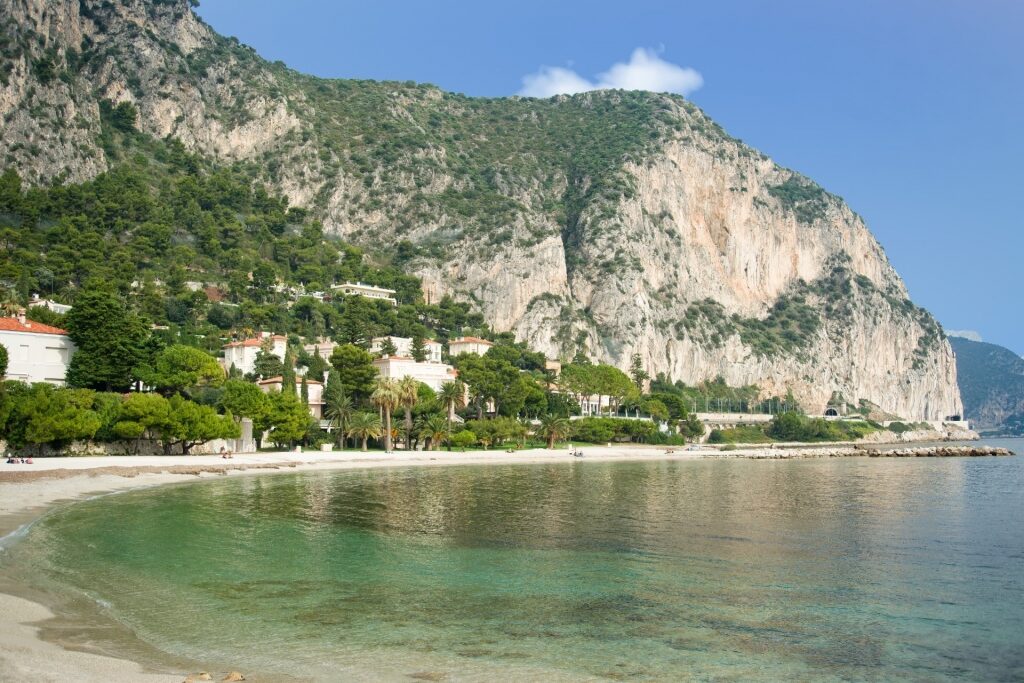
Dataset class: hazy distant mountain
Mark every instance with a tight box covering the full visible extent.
[0,0,962,419]
[950,336,1024,434]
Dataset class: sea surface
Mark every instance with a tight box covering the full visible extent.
[1,440,1022,681]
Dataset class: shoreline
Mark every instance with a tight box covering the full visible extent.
[0,442,1015,682]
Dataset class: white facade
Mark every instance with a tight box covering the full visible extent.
[0,316,75,385]
[257,376,325,419]
[370,336,442,363]
[448,336,494,357]
[331,282,397,305]
[303,339,338,361]
[372,357,459,392]
[579,393,613,416]
[222,334,287,376]
[28,296,72,315]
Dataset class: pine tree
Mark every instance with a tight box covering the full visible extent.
[300,376,309,405]
[410,336,428,362]
[629,353,649,390]
[379,337,398,357]
[64,288,149,392]
[252,339,283,380]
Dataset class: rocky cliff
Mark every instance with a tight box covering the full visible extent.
[0,0,963,419]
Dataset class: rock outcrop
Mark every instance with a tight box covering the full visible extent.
[0,0,963,419]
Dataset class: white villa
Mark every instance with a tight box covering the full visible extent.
[372,356,459,392]
[257,376,325,419]
[28,296,72,315]
[331,282,397,306]
[0,314,76,385]
[370,336,442,363]
[448,336,493,357]
[222,333,287,376]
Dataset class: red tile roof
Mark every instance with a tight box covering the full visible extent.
[451,336,493,345]
[0,317,67,336]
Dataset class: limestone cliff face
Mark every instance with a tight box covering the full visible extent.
[0,0,962,419]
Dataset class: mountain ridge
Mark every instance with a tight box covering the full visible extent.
[0,0,963,419]
[949,336,1024,434]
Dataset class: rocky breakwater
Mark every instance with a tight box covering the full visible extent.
[864,445,1014,458]
[712,444,1014,459]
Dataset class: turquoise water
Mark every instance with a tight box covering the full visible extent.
[2,443,1023,681]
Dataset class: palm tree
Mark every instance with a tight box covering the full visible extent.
[371,377,400,452]
[323,387,353,449]
[437,380,466,452]
[418,413,449,451]
[396,375,420,450]
[346,412,383,451]
[538,414,572,449]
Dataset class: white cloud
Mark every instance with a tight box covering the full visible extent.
[947,329,983,342]
[518,48,703,98]
[519,66,595,98]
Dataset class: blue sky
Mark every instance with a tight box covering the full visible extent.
[196,0,1024,356]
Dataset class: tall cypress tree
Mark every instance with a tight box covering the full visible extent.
[282,348,296,396]
[410,336,428,362]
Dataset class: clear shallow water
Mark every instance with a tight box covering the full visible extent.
[2,443,1023,681]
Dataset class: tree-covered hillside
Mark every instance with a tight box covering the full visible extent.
[0,102,491,353]
[949,336,1024,435]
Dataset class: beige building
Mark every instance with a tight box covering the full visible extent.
[372,356,459,392]
[370,336,442,363]
[303,338,339,362]
[0,314,75,385]
[331,282,398,306]
[448,336,494,357]
[257,376,325,419]
[222,333,287,376]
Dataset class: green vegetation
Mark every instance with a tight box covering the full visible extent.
[766,175,832,224]
[569,417,656,444]
[707,412,882,444]
[649,374,798,414]
[0,382,239,455]
[707,425,773,444]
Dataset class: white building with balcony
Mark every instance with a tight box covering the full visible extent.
[0,314,76,385]
[372,356,459,392]
[331,282,397,305]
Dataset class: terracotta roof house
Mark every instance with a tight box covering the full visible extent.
[448,336,494,357]
[0,314,76,385]
[222,333,287,376]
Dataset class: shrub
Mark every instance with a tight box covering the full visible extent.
[450,429,476,450]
